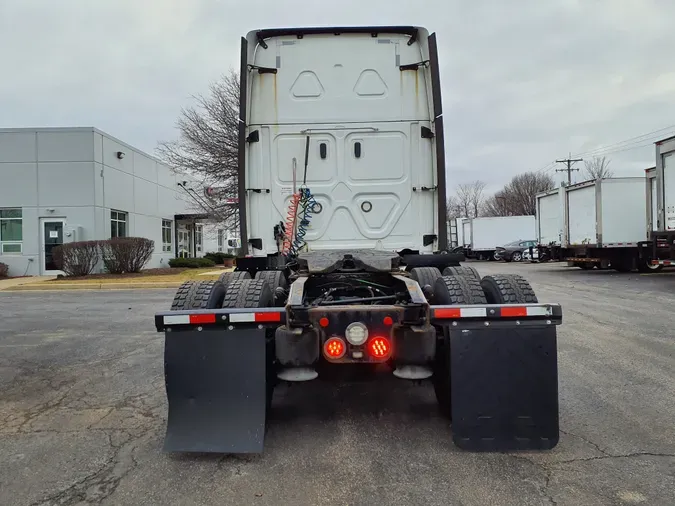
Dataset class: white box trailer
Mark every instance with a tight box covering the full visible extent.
[648,135,675,267]
[535,187,565,246]
[565,178,647,248]
[466,216,536,260]
[462,219,472,247]
[546,176,664,272]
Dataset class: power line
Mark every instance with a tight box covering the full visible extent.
[531,124,675,177]
[572,124,675,158]
[555,154,583,184]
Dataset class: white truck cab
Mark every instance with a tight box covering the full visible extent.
[238,26,448,257]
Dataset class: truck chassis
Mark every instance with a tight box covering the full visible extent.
[155,250,562,454]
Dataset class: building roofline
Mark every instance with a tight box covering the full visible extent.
[0,126,192,178]
[656,134,675,145]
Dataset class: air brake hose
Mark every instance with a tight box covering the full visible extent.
[281,192,302,255]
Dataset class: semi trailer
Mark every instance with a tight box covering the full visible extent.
[155,26,563,455]
[536,170,672,272]
[649,135,675,267]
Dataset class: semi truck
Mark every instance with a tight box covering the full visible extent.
[155,26,563,455]
[462,216,536,260]
[536,172,669,271]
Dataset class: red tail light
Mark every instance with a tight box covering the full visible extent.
[324,337,346,359]
[368,337,391,359]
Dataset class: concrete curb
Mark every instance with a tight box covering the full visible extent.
[6,282,183,291]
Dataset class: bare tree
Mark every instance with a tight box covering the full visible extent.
[448,180,487,218]
[482,191,510,217]
[584,156,613,180]
[482,172,555,217]
[157,70,240,228]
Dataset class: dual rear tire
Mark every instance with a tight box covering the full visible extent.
[171,273,284,415]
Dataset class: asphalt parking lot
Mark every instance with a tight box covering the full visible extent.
[1,262,674,506]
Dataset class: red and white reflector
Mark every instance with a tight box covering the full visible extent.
[434,307,487,319]
[229,312,282,323]
[501,306,550,317]
[164,314,216,325]
[432,305,552,319]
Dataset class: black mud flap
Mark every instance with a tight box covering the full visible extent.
[163,328,267,453]
[450,326,559,451]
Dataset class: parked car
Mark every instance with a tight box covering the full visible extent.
[495,239,538,262]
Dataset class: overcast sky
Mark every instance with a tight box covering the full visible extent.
[1,0,674,194]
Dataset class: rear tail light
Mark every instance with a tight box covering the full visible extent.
[368,337,391,359]
[324,337,346,359]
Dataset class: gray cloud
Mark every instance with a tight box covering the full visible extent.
[1,0,674,195]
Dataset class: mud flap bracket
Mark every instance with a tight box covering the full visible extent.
[163,327,268,454]
[450,325,559,451]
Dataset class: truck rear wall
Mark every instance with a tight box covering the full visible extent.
[565,178,647,247]
[661,148,675,231]
[241,27,445,255]
[470,216,536,251]
[536,188,564,245]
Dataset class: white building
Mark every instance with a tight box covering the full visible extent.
[0,127,238,276]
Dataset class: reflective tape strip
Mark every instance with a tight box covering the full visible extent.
[460,307,487,318]
[434,307,487,318]
[164,314,190,325]
[229,313,256,323]
[501,306,527,317]
[526,306,551,316]
[255,312,282,322]
[190,314,216,324]
[433,306,551,319]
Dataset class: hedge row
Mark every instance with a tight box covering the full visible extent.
[0,262,8,278]
[53,238,154,276]
[168,257,216,268]
[203,252,235,265]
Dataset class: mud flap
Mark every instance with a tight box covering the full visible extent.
[450,326,559,451]
[163,327,267,453]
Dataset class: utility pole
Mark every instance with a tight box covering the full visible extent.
[556,153,583,184]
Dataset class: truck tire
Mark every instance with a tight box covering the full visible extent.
[170,280,226,310]
[480,274,538,304]
[410,267,442,297]
[221,279,274,308]
[218,270,251,288]
[433,274,487,305]
[255,270,288,290]
[442,265,480,280]
[431,275,486,420]
[637,260,663,273]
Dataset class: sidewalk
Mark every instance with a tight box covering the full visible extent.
[0,276,57,291]
[1,268,234,291]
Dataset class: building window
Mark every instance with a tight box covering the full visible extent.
[162,220,173,252]
[0,208,23,254]
[110,210,128,238]
[217,229,225,252]
[195,225,203,255]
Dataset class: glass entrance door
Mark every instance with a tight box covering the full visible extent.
[41,219,65,274]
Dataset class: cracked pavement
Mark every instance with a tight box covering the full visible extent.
[1,262,674,505]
